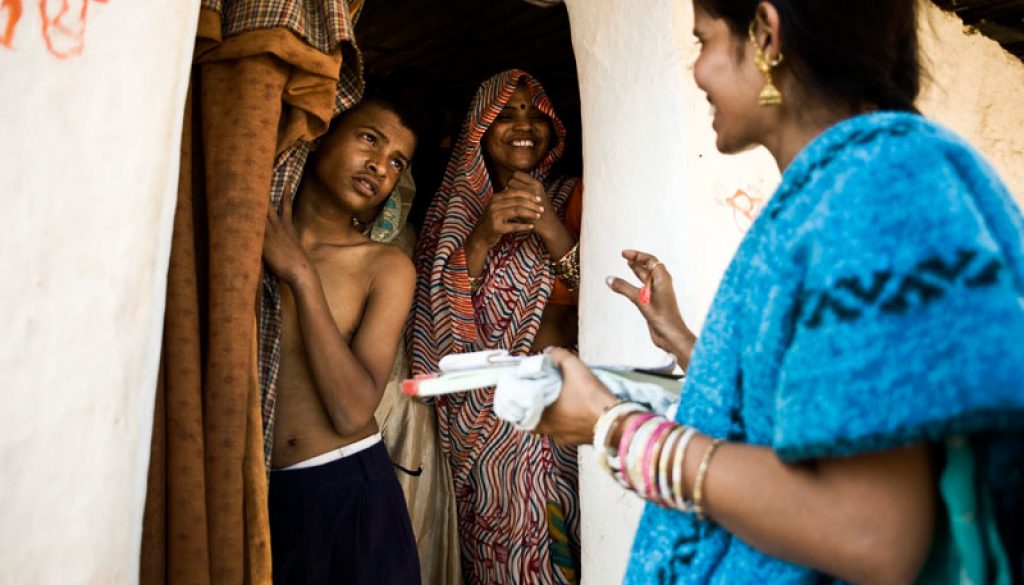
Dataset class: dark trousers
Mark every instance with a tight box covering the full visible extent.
[269,441,421,585]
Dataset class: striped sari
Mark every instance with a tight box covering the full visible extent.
[409,69,580,584]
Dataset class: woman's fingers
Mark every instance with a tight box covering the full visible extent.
[606,276,643,308]
[492,205,542,230]
[492,200,543,219]
[621,249,670,285]
[495,190,543,211]
[508,171,545,190]
[544,346,575,367]
[492,210,536,233]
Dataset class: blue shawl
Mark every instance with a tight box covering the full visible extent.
[625,112,1024,584]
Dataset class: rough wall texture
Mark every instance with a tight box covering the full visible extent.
[918,2,1024,204]
[0,2,199,582]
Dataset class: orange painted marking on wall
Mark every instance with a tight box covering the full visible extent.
[723,188,765,233]
[0,0,106,57]
[1,0,23,48]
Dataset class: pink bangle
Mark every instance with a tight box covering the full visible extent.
[624,417,663,492]
[616,413,657,490]
[641,420,676,499]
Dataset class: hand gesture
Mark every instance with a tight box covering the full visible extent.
[505,171,564,240]
[534,348,618,446]
[468,173,546,250]
[262,195,312,286]
[606,250,697,368]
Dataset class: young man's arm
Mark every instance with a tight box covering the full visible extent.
[263,203,415,436]
[289,248,414,435]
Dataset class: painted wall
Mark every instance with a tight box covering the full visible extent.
[0,2,198,582]
[565,0,1024,583]
[918,6,1024,200]
[565,0,778,580]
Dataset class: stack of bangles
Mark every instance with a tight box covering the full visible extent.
[592,401,724,521]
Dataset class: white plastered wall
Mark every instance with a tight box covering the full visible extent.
[564,0,1024,583]
[0,2,199,582]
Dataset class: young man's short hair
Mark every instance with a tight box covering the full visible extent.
[326,76,425,141]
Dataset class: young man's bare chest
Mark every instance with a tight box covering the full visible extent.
[272,245,382,466]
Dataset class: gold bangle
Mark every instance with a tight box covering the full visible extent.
[553,241,580,290]
[692,438,724,521]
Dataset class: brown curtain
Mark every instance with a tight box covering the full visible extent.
[141,3,360,583]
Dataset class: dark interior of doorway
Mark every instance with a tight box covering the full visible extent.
[355,0,581,230]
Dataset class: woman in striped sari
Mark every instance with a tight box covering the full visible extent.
[409,69,583,584]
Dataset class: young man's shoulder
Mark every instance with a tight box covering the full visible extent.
[366,241,415,277]
[331,240,415,291]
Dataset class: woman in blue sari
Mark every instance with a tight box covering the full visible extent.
[535,1,1024,583]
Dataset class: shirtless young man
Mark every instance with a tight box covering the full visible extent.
[262,91,420,585]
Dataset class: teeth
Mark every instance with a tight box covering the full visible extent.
[511,140,534,147]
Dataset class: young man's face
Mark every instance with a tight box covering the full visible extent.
[313,102,417,216]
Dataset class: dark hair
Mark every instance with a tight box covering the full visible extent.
[694,0,921,112]
[327,75,426,140]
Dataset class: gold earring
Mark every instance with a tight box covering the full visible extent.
[748,22,784,106]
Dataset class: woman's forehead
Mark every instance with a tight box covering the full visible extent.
[504,84,535,108]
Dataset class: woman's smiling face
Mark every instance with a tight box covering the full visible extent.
[692,5,766,154]
[483,84,553,185]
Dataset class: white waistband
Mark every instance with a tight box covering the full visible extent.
[278,433,382,471]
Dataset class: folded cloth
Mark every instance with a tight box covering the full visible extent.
[494,356,680,431]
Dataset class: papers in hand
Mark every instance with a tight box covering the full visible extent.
[402,350,524,398]
[402,350,684,430]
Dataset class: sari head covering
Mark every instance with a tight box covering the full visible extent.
[409,70,581,584]
[410,68,577,372]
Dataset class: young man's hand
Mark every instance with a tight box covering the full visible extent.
[263,195,313,286]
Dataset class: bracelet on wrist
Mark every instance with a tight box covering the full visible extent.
[593,401,648,475]
[693,438,724,521]
[553,241,581,291]
[672,427,698,511]
[624,417,664,492]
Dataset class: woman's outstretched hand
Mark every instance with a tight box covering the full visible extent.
[606,250,697,369]
[534,348,618,446]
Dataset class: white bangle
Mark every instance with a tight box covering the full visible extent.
[623,416,665,491]
[593,401,648,475]
[657,424,685,507]
[672,426,698,511]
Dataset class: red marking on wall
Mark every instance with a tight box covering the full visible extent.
[724,188,765,233]
[1,0,22,48]
[1,0,107,58]
[40,0,107,59]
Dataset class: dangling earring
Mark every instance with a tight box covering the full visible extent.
[748,22,784,106]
